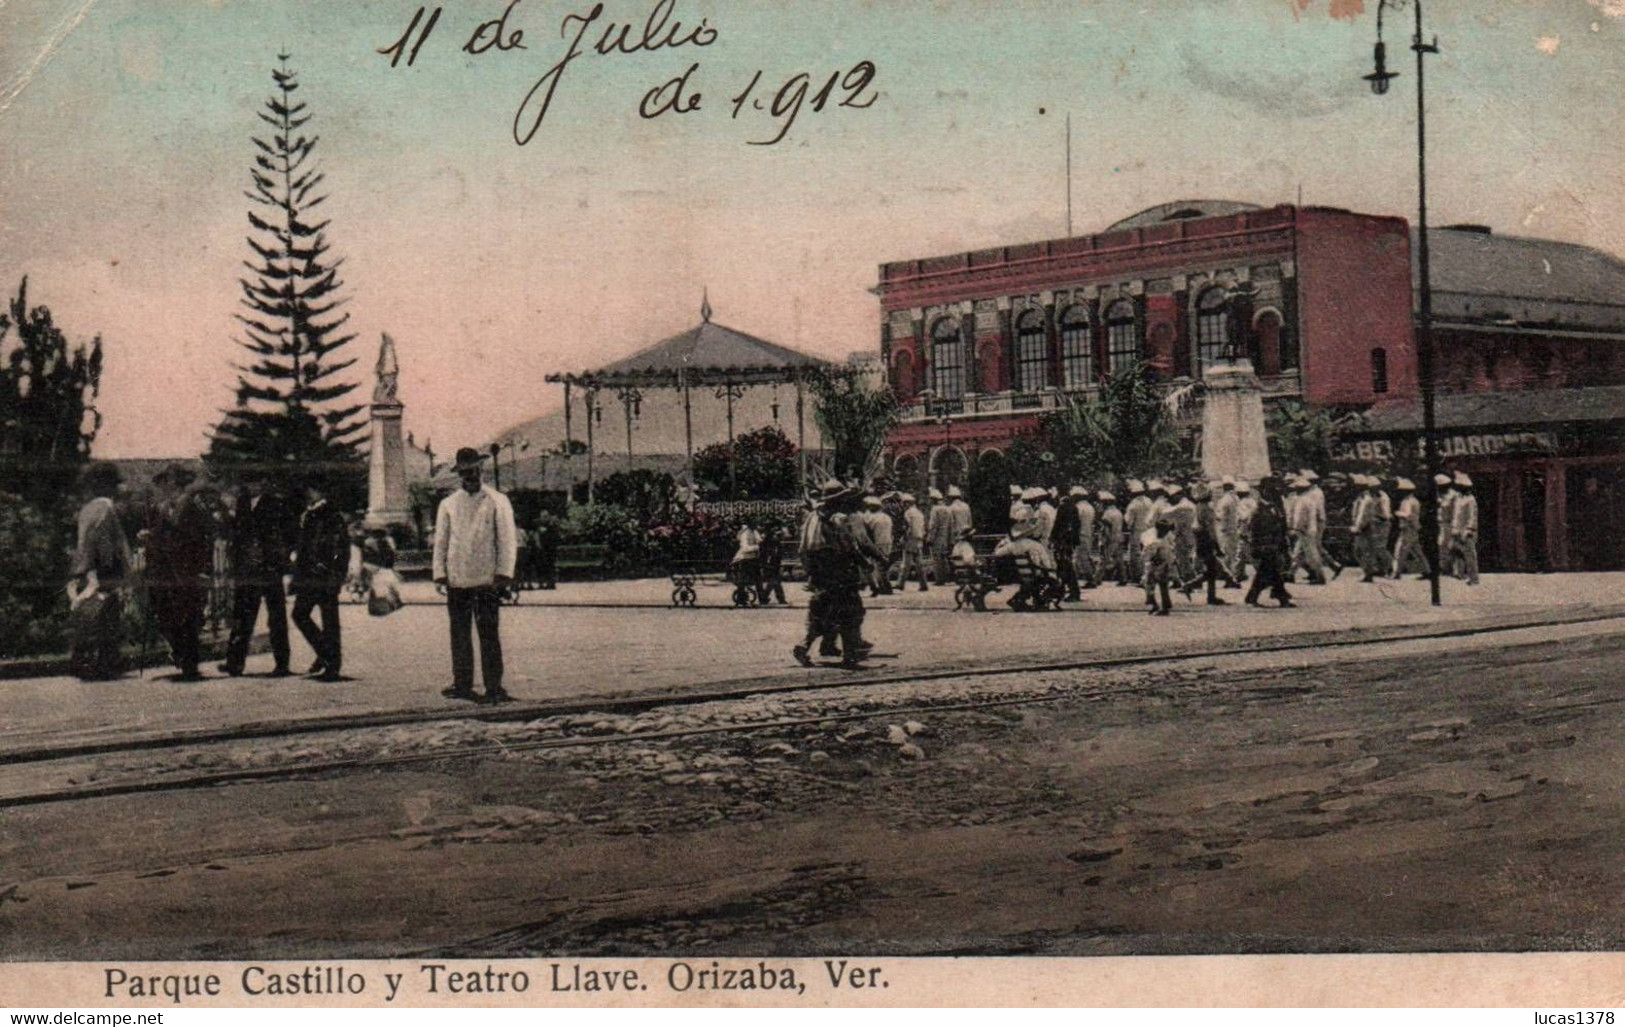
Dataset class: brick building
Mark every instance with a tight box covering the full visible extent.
[875,200,1625,571]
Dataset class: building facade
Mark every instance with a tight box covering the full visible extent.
[876,200,1625,571]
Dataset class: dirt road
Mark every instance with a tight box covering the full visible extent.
[5,620,1625,958]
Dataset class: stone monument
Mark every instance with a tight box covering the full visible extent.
[365,333,410,528]
[1200,356,1273,484]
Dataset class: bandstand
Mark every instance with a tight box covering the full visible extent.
[544,297,829,502]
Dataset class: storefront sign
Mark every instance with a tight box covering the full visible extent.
[1335,430,1559,465]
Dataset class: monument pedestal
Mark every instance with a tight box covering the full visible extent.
[366,400,410,528]
[1200,358,1272,483]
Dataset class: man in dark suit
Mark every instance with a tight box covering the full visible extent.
[1052,485,1083,602]
[291,477,351,682]
[146,465,218,680]
[220,470,292,676]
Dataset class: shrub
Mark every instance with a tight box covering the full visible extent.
[0,493,72,659]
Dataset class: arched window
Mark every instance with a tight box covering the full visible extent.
[1371,348,1389,394]
[1196,287,1231,371]
[930,317,965,400]
[1279,318,1301,371]
[1015,309,1049,393]
[1059,306,1093,387]
[930,445,969,490]
[1106,299,1140,375]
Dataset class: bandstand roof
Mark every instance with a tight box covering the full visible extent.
[545,299,828,389]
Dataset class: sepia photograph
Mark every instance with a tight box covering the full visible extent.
[3,0,1625,1006]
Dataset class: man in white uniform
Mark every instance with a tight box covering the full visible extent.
[896,493,929,592]
[1213,476,1241,586]
[1450,472,1480,585]
[1390,478,1429,579]
[1434,473,1457,577]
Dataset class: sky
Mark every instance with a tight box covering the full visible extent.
[2,0,1623,459]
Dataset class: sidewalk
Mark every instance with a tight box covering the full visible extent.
[4,573,1621,759]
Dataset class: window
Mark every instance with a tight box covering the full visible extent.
[1059,306,1094,387]
[1106,300,1140,375]
[1279,319,1300,371]
[1254,311,1283,376]
[1371,348,1389,394]
[1196,287,1231,371]
[1015,309,1049,393]
[891,350,915,399]
[930,317,965,400]
[1531,347,1555,381]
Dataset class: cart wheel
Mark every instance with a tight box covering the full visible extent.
[671,588,684,607]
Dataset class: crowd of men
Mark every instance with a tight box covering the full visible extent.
[63,447,521,702]
[786,468,1483,663]
[58,452,1483,683]
[63,461,363,683]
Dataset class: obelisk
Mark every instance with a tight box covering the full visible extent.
[366,333,410,528]
[1200,356,1273,484]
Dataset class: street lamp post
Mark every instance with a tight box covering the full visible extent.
[1365,0,1444,608]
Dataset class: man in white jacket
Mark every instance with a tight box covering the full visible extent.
[1450,472,1481,585]
[433,447,519,703]
[1213,477,1241,584]
[1434,473,1457,577]
[1287,476,1330,584]
[1390,478,1429,579]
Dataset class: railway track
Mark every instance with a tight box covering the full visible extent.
[5,602,1622,770]
[3,609,1623,811]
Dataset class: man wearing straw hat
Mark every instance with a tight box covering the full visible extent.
[1122,480,1151,586]
[926,486,955,585]
[1390,478,1429,579]
[1234,480,1257,580]
[1008,484,1030,529]
[1069,485,1096,593]
[1434,473,1457,577]
[895,492,929,593]
[1213,477,1242,587]
[1287,476,1330,585]
[946,484,973,539]
[1449,472,1480,585]
[1353,474,1393,583]
[860,494,894,597]
[1096,489,1124,587]
[1348,475,1373,580]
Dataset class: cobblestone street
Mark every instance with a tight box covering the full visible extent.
[4,599,1625,958]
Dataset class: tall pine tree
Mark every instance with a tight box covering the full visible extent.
[209,54,364,483]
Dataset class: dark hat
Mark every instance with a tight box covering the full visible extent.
[81,461,121,490]
[155,463,196,488]
[453,447,488,471]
